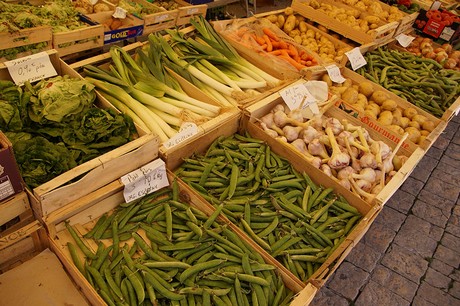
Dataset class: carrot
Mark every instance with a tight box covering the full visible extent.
[268,50,284,55]
[271,40,281,49]
[254,35,266,46]
[278,40,288,49]
[280,55,306,71]
[263,34,273,52]
[236,27,249,37]
[263,28,279,42]
[260,43,268,50]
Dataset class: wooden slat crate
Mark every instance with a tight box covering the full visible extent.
[291,0,399,45]
[162,103,382,303]
[324,67,447,151]
[0,26,53,63]
[44,170,308,305]
[175,1,208,26]
[0,220,47,272]
[242,82,425,207]
[52,15,104,57]
[0,50,160,218]
[0,192,34,237]
[213,17,325,81]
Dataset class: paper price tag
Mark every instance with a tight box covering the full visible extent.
[345,47,367,71]
[163,122,199,149]
[325,64,346,84]
[279,82,316,111]
[113,7,127,18]
[395,33,415,48]
[4,52,58,86]
[90,0,98,5]
[120,159,169,203]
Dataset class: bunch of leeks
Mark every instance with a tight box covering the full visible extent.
[84,45,222,143]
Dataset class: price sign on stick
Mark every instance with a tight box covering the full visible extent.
[325,64,346,83]
[4,52,57,86]
[395,33,415,48]
[163,122,199,149]
[345,47,367,71]
[121,159,169,203]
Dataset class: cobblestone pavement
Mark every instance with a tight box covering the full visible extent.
[310,115,460,305]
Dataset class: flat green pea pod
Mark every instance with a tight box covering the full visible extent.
[121,265,145,305]
[179,259,226,284]
[142,270,185,301]
[65,221,96,260]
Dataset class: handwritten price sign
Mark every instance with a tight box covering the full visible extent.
[163,122,199,149]
[120,159,169,203]
[345,47,367,71]
[325,64,346,84]
[4,52,57,86]
[279,82,316,111]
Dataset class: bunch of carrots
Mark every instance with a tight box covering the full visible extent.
[236,27,318,71]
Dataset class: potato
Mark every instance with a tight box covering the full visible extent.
[358,81,374,98]
[378,110,393,126]
[419,136,427,145]
[299,21,308,33]
[284,15,297,33]
[342,79,353,88]
[420,130,430,136]
[407,121,420,129]
[278,15,285,28]
[388,125,405,135]
[342,87,359,103]
[381,99,397,111]
[370,90,388,105]
[266,14,278,23]
[364,15,380,24]
[317,25,328,32]
[285,7,294,15]
[399,117,410,129]
[364,109,377,119]
[366,102,380,116]
[412,114,427,126]
[403,107,418,119]
[392,108,403,118]
[422,121,435,133]
[405,126,421,144]
[351,103,365,113]
[356,94,368,107]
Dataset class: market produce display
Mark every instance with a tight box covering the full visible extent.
[255,103,408,202]
[0,0,94,59]
[0,76,135,188]
[324,74,437,145]
[83,45,222,143]
[65,182,295,306]
[380,0,421,14]
[401,36,460,69]
[354,47,460,117]
[261,8,354,63]
[337,0,406,23]
[176,133,362,280]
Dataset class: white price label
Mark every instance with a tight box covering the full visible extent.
[113,7,127,19]
[325,64,346,84]
[121,159,169,203]
[90,0,98,5]
[396,33,415,48]
[4,52,57,86]
[279,82,316,111]
[345,47,367,71]
[163,122,199,149]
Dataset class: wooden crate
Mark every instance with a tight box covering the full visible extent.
[126,0,180,35]
[291,0,399,45]
[0,192,34,237]
[86,11,145,44]
[44,171,307,306]
[52,15,104,57]
[212,17,325,81]
[175,0,208,26]
[163,98,382,301]
[0,26,53,62]
[330,67,446,151]
[0,220,47,272]
[0,50,160,218]
[242,83,425,207]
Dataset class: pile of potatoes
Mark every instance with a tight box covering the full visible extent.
[308,0,382,36]
[339,0,405,22]
[262,8,353,63]
[323,74,436,145]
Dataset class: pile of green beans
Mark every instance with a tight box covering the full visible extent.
[175,133,362,282]
[354,47,460,117]
[66,181,294,306]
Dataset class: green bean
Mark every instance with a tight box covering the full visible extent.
[65,221,96,260]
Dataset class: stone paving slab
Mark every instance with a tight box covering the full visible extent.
[310,118,460,306]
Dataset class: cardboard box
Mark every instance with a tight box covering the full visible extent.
[413,9,460,44]
[0,132,24,202]
[86,11,145,44]
[0,50,160,218]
